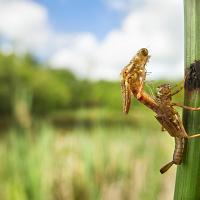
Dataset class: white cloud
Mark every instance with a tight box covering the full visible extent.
[0,0,70,56]
[105,0,137,11]
[104,0,146,12]
[50,0,184,80]
[50,33,99,78]
[0,0,184,80]
[0,1,51,53]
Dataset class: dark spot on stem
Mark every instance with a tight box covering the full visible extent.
[185,60,200,90]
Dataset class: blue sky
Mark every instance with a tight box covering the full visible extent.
[35,0,125,39]
[0,0,184,80]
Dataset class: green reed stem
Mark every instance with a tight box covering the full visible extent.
[174,0,200,199]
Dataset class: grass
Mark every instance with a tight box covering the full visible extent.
[0,108,178,200]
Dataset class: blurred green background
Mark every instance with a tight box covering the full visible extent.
[0,0,185,199]
[0,52,184,200]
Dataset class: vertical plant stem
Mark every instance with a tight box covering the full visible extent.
[174,0,200,199]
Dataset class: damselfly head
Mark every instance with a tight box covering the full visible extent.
[137,48,150,64]
[156,84,171,97]
[139,48,148,56]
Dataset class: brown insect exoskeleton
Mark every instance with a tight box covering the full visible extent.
[120,48,158,114]
[155,84,200,173]
[120,48,200,174]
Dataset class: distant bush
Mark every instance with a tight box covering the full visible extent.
[0,52,183,121]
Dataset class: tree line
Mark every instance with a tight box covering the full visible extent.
[0,52,182,120]
[0,53,124,118]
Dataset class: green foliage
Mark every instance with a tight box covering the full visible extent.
[0,51,182,199]
[91,81,122,110]
[0,123,175,200]
[1,127,54,200]
[0,52,184,127]
[31,69,72,114]
[0,53,75,116]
